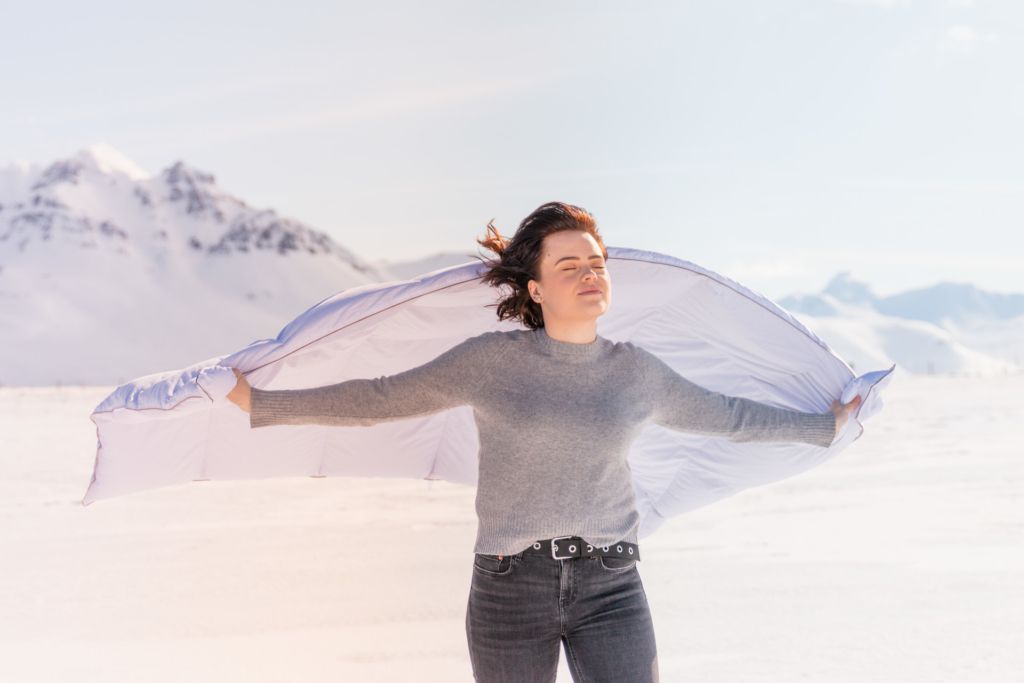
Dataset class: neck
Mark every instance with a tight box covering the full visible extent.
[540,319,598,344]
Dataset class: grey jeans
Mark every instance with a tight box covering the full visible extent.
[465,548,659,682]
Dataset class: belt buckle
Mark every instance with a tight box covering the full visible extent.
[550,535,577,560]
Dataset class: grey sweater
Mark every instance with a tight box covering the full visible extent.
[249,327,837,555]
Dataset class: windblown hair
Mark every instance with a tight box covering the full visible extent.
[473,201,607,330]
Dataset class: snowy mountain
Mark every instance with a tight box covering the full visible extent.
[2,145,1018,385]
[0,144,390,386]
[780,272,1022,376]
[807,271,1024,327]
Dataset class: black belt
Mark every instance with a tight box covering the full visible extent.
[523,535,640,562]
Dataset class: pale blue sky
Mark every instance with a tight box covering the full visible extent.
[3,0,1020,298]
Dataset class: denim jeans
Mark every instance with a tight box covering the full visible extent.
[465,548,659,682]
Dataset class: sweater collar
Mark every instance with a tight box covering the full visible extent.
[531,326,607,362]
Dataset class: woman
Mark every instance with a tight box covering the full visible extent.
[226,201,861,682]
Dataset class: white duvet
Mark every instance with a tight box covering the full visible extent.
[83,246,894,539]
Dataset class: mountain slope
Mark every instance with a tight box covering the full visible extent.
[780,273,1021,377]
[0,144,389,385]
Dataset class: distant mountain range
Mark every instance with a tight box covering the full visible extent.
[781,271,1024,328]
[778,273,1022,376]
[2,145,1020,385]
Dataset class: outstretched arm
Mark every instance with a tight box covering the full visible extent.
[228,333,492,429]
[638,347,846,448]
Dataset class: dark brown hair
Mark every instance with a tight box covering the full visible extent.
[473,201,607,330]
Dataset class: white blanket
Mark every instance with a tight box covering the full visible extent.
[84,246,895,539]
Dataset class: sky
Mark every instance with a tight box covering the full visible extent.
[2,0,1020,299]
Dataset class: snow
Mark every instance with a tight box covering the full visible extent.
[76,142,152,181]
[1,372,1021,681]
[797,305,1015,376]
[0,145,391,386]
[780,291,1021,376]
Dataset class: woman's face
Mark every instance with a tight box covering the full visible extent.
[528,230,611,324]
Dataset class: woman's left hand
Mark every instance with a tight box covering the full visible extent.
[830,394,863,435]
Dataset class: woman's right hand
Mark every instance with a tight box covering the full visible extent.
[226,367,252,414]
[830,393,862,436]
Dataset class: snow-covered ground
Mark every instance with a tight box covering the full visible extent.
[2,372,1021,682]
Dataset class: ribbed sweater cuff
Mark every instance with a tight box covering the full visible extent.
[249,388,297,428]
[797,412,837,447]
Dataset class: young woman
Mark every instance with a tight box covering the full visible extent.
[226,201,861,682]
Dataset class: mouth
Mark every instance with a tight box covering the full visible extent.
[579,289,602,296]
